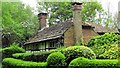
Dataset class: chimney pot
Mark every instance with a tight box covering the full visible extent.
[72,2,82,11]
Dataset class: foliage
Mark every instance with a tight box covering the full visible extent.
[1,43,25,59]
[46,52,66,66]
[12,51,51,62]
[99,43,118,59]
[37,2,103,26]
[81,2,103,22]
[63,46,96,64]
[69,57,118,68]
[87,33,119,59]
[37,2,72,26]
[50,47,66,53]
[87,33,119,47]
[2,2,38,46]
[69,57,91,67]
[2,58,47,68]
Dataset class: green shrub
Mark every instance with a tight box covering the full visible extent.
[2,58,47,68]
[69,57,118,68]
[69,57,90,67]
[2,43,25,59]
[63,46,96,64]
[13,51,51,62]
[46,52,66,66]
[87,33,119,47]
[12,52,32,59]
[90,42,118,59]
[99,43,118,59]
[50,47,66,53]
[87,33,119,59]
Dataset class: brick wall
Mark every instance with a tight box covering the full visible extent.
[82,27,98,43]
[64,26,98,46]
[64,26,75,47]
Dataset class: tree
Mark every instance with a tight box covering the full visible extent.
[81,2,103,22]
[2,2,38,47]
[36,2,103,26]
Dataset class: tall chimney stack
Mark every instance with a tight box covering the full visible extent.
[38,11,47,30]
[72,2,83,44]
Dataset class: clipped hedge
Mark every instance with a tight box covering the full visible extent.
[2,58,47,68]
[63,46,96,64]
[1,43,25,59]
[12,51,51,62]
[69,57,119,68]
[47,52,66,66]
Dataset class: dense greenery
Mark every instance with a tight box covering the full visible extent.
[87,33,119,47]
[69,57,118,68]
[46,52,66,66]
[37,2,103,26]
[12,51,51,62]
[99,43,118,59]
[63,46,96,64]
[87,33,119,59]
[2,2,38,46]
[1,43,25,59]
[2,58,47,68]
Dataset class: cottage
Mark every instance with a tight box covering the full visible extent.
[24,2,119,51]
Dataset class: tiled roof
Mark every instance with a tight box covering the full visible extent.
[24,20,119,45]
[25,20,73,44]
[89,23,119,33]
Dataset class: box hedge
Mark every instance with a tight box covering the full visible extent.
[46,52,66,66]
[63,46,96,64]
[1,43,25,59]
[69,57,119,68]
[12,51,51,62]
[2,58,47,68]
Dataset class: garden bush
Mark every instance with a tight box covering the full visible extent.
[69,57,119,68]
[87,33,119,59]
[46,52,66,66]
[90,42,118,59]
[63,46,96,64]
[99,43,118,59]
[87,33,119,47]
[2,58,47,68]
[1,43,25,59]
[50,47,66,53]
[12,51,51,62]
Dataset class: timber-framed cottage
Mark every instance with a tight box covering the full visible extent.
[24,2,119,51]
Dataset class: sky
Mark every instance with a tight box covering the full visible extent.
[21,0,120,17]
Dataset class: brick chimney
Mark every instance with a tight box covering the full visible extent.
[72,2,83,44]
[38,11,47,30]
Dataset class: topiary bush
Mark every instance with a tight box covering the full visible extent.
[63,46,96,64]
[69,57,90,68]
[12,51,51,62]
[69,57,118,68]
[1,43,25,59]
[46,52,66,66]
[2,58,47,68]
